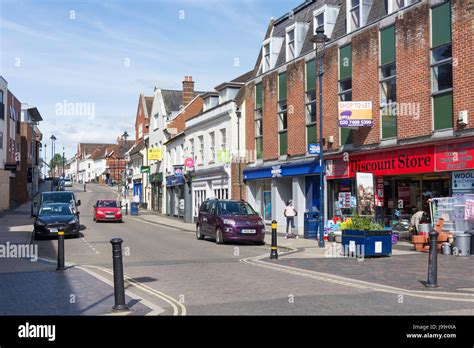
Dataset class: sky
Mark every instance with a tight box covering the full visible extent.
[0,0,302,158]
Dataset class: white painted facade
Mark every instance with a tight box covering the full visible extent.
[184,86,245,219]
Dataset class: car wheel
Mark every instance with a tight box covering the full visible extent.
[196,225,204,240]
[215,228,224,244]
[256,240,265,246]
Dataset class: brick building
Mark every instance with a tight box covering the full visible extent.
[242,0,473,234]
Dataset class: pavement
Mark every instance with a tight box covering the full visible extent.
[0,183,158,316]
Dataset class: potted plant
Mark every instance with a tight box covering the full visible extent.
[328,231,336,242]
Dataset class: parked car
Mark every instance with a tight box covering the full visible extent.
[38,191,81,223]
[93,199,123,222]
[33,203,80,239]
[196,199,265,245]
[63,178,73,187]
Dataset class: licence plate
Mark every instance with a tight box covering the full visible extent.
[49,228,58,233]
[241,229,256,234]
[106,215,115,219]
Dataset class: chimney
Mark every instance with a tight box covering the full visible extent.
[182,76,195,107]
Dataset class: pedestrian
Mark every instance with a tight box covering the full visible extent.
[284,199,298,239]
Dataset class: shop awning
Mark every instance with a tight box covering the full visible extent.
[243,158,321,181]
[166,175,185,187]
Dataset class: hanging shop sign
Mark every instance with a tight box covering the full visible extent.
[173,166,184,177]
[140,166,150,174]
[355,172,375,216]
[338,101,372,127]
[217,149,230,163]
[308,143,321,155]
[375,177,384,207]
[184,157,195,168]
[148,148,162,161]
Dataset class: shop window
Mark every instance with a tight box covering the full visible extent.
[255,83,263,160]
[431,2,453,131]
[380,25,397,139]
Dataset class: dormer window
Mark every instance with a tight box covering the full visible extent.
[262,37,284,72]
[347,0,373,33]
[313,5,339,42]
[388,0,415,14]
[285,22,309,62]
[286,29,295,60]
[263,43,271,72]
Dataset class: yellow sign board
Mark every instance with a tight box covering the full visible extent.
[148,148,162,161]
[338,101,373,127]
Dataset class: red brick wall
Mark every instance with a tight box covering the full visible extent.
[396,2,432,139]
[6,91,21,164]
[321,45,339,151]
[287,59,306,156]
[452,0,474,130]
[262,72,278,161]
[135,96,148,144]
[230,162,247,200]
[168,97,203,134]
[352,26,381,146]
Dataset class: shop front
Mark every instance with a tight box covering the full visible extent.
[150,172,163,213]
[326,139,474,227]
[243,159,321,235]
[166,174,185,218]
[191,166,230,220]
[133,179,143,204]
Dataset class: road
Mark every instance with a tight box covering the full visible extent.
[33,184,474,315]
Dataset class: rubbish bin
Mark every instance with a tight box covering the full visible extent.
[453,233,471,257]
[466,230,474,255]
[342,229,392,257]
[304,212,319,239]
[130,202,139,216]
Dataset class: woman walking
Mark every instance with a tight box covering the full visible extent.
[284,200,298,239]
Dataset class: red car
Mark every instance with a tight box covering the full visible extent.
[93,200,123,222]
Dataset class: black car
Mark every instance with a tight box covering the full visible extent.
[37,191,81,223]
[33,203,80,239]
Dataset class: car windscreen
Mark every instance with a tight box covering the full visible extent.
[218,201,257,216]
[39,205,73,216]
[97,201,118,208]
[41,193,75,205]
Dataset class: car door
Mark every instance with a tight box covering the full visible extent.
[207,201,218,237]
[198,201,210,235]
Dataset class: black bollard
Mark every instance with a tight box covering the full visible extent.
[126,203,128,215]
[270,220,278,260]
[84,182,86,192]
[57,231,65,270]
[110,238,129,311]
[426,229,438,288]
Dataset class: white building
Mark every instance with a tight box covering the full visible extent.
[184,81,246,220]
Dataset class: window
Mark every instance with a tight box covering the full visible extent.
[286,28,295,61]
[209,132,215,163]
[263,43,271,72]
[315,12,324,30]
[255,83,263,160]
[431,2,453,131]
[220,129,227,149]
[189,139,195,160]
[306,60,317,148]
[278,72,287,156]
[347,0,373,32]
[339,44,353,145]
[88,163,91,169]
[388,0,415,13]
[153,113,159,130]
[313,5,339,40]
[0,90,3,120]
[380,25,397,139]
[0,132,3,149]
[198,135,204,164]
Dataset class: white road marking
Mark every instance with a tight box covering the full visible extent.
[240,254,474,302]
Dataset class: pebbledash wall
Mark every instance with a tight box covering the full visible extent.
[243,0,473,234]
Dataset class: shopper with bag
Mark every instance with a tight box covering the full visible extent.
[284,200,298,239]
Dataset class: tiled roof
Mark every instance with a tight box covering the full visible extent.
[161,89,182,115]
[144,96,154,117]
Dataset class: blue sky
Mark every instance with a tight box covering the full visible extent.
[0,0,301,158]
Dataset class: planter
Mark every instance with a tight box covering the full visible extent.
[341,229,392,257]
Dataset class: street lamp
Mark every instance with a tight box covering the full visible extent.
[235,107,242,200]
[62,146,65,179]
[122,131,129,197]
[50,135,56,191]
[44,143,47,178]
[312,26,328,248]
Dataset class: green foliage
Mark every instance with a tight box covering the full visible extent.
[347,216,384,231]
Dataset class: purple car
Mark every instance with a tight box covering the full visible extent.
[196,199,265,245]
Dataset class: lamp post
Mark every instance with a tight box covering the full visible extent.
[236,106,242,200]
[312,26,328,248]
[62,147,65,179]
[50,135,56,190]
[122,131,129,197]
[30,120,37,217]
[44,143,47,178]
